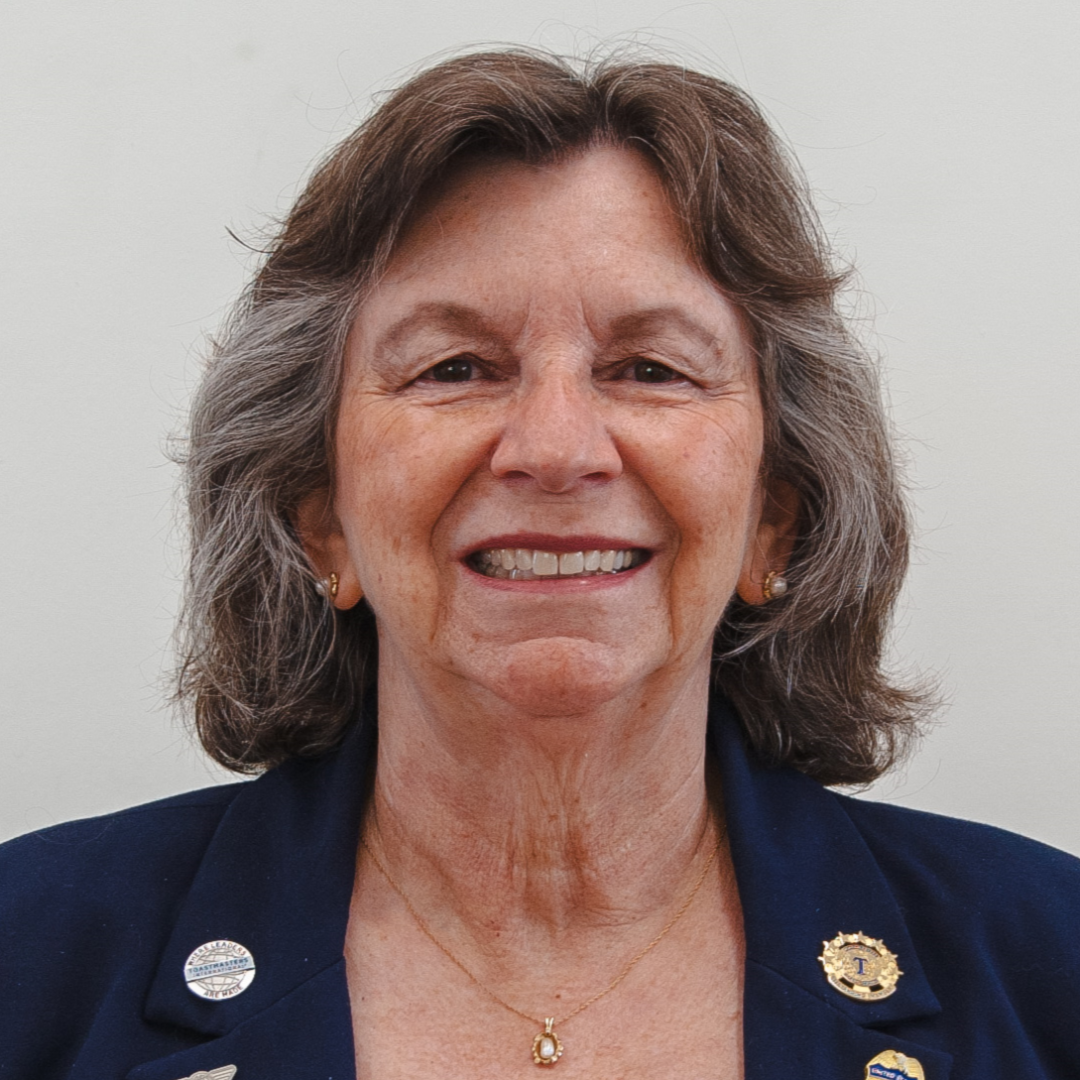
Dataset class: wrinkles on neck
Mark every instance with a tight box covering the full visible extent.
[358,645,725,967]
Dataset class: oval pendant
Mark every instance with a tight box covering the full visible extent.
[532,1018,563,1066]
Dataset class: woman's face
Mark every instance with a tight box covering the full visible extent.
[302,146,793,715]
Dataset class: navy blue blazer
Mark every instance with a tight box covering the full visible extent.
[3,699,1079,1080]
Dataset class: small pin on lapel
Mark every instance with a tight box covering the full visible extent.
[818,931,902,1001]
[865,1049,925,1079]
[176,1067,238,1080]
[183,940,256,1000]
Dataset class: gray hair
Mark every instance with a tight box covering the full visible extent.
[176,49,930,784]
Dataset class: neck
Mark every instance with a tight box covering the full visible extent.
[362,648,723,953]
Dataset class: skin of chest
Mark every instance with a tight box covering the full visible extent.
[345,854,745,1080]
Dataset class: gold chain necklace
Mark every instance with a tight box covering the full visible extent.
[359,827,723,1067]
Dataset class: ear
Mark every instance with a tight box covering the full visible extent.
[291,490,364,610]
[736,477,800,606]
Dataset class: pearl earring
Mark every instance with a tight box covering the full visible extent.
[315,572,339,600]
[763,571,788,601]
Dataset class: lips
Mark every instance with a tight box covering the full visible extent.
[468,545,648,580]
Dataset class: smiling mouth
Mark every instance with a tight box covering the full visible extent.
[469,547,649,580]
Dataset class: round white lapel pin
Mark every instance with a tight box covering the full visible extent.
[183,940,256,1000]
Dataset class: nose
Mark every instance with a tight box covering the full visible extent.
[489,361,622,492]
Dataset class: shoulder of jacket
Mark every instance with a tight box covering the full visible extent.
[834,792,1080,924]
[836,792,1078,865]
[0,784,248,1076]
[0,782,247,915]
[831,791,1080,1062]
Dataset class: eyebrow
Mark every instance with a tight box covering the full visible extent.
[604,307,724,355]
[370,302,500,367]
[367,301,729,370]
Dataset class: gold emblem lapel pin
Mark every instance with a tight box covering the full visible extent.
[865,1049,925,1079]
[818,931,902,1001]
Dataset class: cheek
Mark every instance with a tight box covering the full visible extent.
[333,399,487,563]
[627,407,764,637]
[633,407,764,550]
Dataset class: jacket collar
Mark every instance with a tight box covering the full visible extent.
[135,699,951,1078]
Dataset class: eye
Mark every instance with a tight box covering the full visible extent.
[628,359,681,383]
[424,356,476,383]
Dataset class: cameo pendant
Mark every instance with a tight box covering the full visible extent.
[532,1018,563,1066]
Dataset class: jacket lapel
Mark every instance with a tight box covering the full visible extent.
[127,960,352,1080]
[745,961,953,1080]
[129,717,376,1078]
[711,700,953,1078]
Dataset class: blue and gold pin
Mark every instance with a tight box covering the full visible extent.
[818,931,901,1001]
[865,1049,925,1079]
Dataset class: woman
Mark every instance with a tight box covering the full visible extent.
[2,50,1078,1080]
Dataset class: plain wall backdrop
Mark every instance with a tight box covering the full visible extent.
[2,0,1078,851]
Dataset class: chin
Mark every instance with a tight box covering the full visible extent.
[472,636,658,717]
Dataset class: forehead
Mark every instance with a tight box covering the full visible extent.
[352,145,750,357]
[387,145,692,281]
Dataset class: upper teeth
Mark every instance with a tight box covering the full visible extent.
[473,547,644,579]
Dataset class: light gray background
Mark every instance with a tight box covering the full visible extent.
[3,1,1078,852]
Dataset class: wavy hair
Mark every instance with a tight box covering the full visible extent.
[176,48,929,785]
